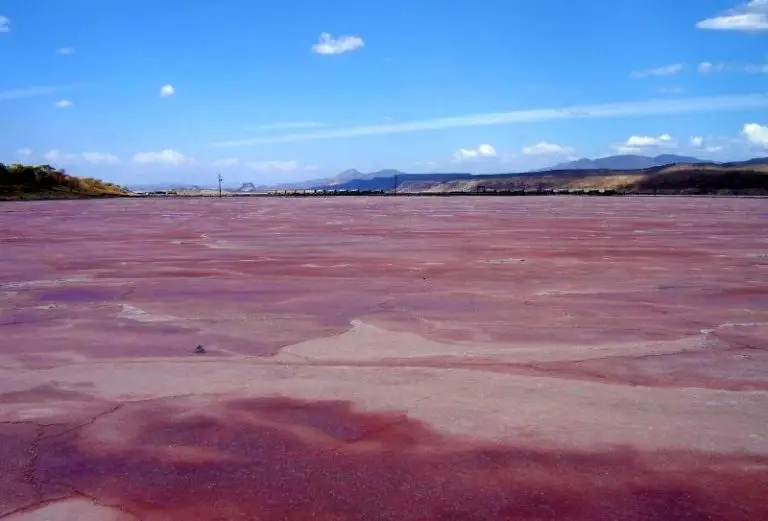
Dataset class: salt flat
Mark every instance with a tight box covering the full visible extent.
[1,196,766,520]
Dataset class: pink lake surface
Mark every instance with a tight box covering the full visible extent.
[0,196,767,521]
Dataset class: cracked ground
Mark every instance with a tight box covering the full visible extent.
[1,196,767,520]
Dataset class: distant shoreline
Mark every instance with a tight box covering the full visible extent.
[5,192,767,202]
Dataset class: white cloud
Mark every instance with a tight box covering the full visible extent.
[705,145,724,153]
[453,144,497,161]
[698,61,725,73]
[81,152,120,165]
[690,136,704,147]
[521,142,574,156]
[213,93,768,147]
[212,157,240,167]
[132,149,188,165]
[631,64,683,78]
[615,134,676,153]
[477,144,496,156]
[42,149,120,165]
[16,147,32,157]
[159,84,175,98]
[742,123,768,147]
[627,134,674,147]
[0,16,9,33]
[54,99,73,108]
[697,60,768,73]
[697,0,768,31]
[56,47,75,55]
[0,86,62,102]
[311,32,364,55]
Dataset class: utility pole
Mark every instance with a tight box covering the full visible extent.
[217,172,223,198]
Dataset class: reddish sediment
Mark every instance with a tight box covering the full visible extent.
[1,197,767,520]
[0,397,765,521]
[1,197,765,363]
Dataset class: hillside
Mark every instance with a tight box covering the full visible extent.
[0,163,129,200]
[632,164,768,194]
[422,163,768,195]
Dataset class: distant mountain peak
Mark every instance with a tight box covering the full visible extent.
[236,182,258,192]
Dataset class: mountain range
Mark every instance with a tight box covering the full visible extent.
[540,154,710,171]
[260,154,766,193]
[261,154,717,192]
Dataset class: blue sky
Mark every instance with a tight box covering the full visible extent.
[2,0,767,186]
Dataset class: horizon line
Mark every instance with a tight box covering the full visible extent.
[212,93,768,147]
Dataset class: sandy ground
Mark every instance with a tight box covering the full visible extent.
[0,196,767,520]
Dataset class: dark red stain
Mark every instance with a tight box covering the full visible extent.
[1,397,765,520]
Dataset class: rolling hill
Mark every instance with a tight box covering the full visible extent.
[1,163,128,200]
[420,163,768,195]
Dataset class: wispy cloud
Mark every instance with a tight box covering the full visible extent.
[42,149,120,165]
[213,93,768,148]
[696,60,768,73]
[698,61,725,73]
[56,47,75,55]
[697,0,768,31]
[0,16,9,33]
[0,85,61,102]
[631,64,683,78]
[658,86,685,94]
[246,121,326,131]
[54,99,73,108]
[16,147,32,157]
[311,33,364,55]
[745,62,768,73]
[133,149,189,165]
[81,152,120,165]
[522,142,574,156]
